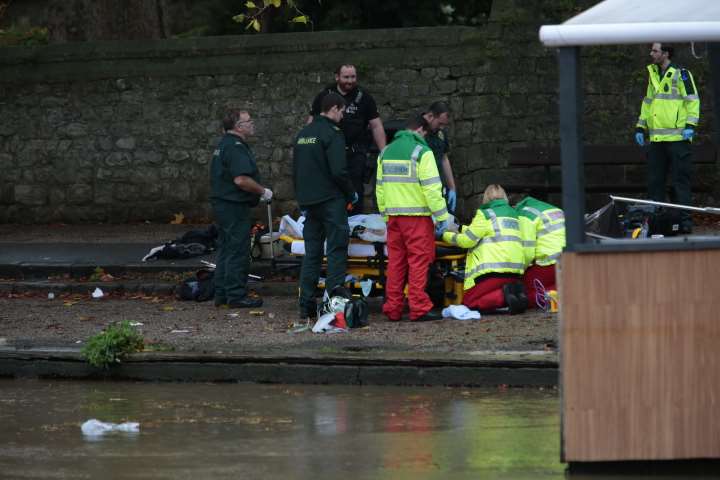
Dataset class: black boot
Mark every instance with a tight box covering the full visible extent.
[513,283,529,313]
[502,284,523,315]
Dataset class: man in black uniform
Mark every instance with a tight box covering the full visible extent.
[309,64,386,215]
[423,101,458,213]
[295,93,357,320]
[209,109,272,308]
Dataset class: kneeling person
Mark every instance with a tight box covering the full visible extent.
[442,185,528,314]
[516,196,565,308]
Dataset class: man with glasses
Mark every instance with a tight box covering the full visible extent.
[210,109,272,308]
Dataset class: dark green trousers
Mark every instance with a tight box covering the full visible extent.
[647,141,693,227]
[298,197,349,315]
[212,200,252,304]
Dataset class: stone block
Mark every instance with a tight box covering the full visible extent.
[134,151,164,166]
[68,184,94,205]
[104,152,132,167]
[14,185,46,206]
[168,149,191,163]
[63,123,88,138]
[116,137,136,150]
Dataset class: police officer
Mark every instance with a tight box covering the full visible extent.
[210,109,272,308]
[376,114,448,322]
[516,196,565,309]
[442,185,527,314]
[309,64,386,215]
[423,101,458,213]
[635,42,700,233]
[294,93,357,321]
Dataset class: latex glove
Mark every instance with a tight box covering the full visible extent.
[351,192,359,205]
[260,188,273,202]
[447,190,457,212]
[682,128,694,141]
[634,132,645,146]
[435,220,448,239]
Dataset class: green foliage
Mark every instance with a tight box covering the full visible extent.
[88,266,105,282]
[0,25,48,46]
[81,321,144,369]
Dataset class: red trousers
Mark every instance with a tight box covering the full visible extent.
[523,263,557,309]
[462,276,519,311]
[382,216,435,321]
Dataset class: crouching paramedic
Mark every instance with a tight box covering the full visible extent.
[376,114,448,322]
[515,196,565,308]
[442,185,528,314]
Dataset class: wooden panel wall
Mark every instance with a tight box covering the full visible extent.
[561,250,720,462]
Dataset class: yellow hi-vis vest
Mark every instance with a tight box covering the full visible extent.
[515,196,565,267]
[441,199,525,290]
[636,63,700,142]
[375,130,448,221]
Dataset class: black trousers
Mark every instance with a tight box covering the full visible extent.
[298,197,349,316]
[346,150,367,215]
[647,141,693,227]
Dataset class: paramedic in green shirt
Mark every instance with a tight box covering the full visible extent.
[294,92,357,321]
[209,109,272,308]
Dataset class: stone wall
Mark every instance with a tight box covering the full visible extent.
[0,4,716,223]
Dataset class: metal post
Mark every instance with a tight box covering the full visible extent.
[558,47,586,249]
[708,43,720,148]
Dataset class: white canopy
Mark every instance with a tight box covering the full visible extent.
[540,0,720,47]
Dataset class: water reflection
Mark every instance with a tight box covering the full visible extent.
[0,379,563,479]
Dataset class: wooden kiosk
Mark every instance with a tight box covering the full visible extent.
[539,0,720,465]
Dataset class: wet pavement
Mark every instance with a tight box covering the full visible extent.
[0,378,562,479]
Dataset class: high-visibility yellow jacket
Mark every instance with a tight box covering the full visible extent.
[515,196,565,267]
[375,130,448,221]
[442,199,525,290]
[636,63,700,142]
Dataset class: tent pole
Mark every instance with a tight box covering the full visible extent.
[708,43,720,147]
[558,47,586,249]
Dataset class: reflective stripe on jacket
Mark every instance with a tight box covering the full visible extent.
[515,196,565,267]
[441,199,525,290]
[375,130,448,221]
[636,64,700,142]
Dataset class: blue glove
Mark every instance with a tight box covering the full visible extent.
[435,220,448,239]
[682,128,694,141]
[447,190,457,213]
[351,192,359,205]
[634,132,645,146]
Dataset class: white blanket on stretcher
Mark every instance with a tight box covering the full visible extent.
[280,214,388,243]
[290,240,388,257]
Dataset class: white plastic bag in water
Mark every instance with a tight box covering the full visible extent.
[81,419,140,437]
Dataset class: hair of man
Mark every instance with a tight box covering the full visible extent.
[321,92,346,113]
[659,43,675,59]
[427,101,450,117]
[335,64,356,75]
[222,109,249,132]
[482,184,508,204]
[406,113,430,132]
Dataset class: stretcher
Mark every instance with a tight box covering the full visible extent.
[277,235,466,307]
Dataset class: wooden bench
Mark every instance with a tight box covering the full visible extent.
[506,143,716,197]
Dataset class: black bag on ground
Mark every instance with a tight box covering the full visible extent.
[146,225,219,261]
[176,269,215,302]
[344,297,369,328]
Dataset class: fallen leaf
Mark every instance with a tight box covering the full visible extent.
[162,306,175,312]
[63,301,77,307]
[170,212,185,224]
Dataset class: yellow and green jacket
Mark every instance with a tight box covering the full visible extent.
[375,130,448,221]
[442,199,525,290]
[636,63,700,142]
[515,196,565,267]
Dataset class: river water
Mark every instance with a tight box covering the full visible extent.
[0,379,564,479]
